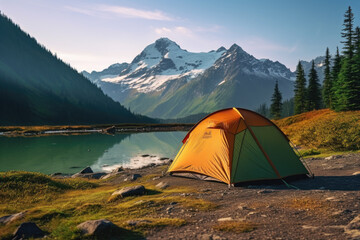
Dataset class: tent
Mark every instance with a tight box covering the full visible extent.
[168,107,311,185]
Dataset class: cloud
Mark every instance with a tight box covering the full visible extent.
[65,4,173,21]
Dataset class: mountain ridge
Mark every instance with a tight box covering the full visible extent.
[0,13,151,125]
[84,38,325,119]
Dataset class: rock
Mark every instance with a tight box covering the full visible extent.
[13,222,45,240]
[77,219,120,236]
[352,171,360,176]
[302,225,319,230]
[131,174,142,181]
[50,172,62,177]
[113,166,124,173]
[80,167,93,174]
[325,155,342,160]
[103,126,116,134]
[126,219,152,226]
[0,212,26,225]
[156,182,169,189]
[345,215,360,239]
[141,154,150,157]
[257,190,274,194]
[160,157,169,160]
[72,172,106,179]
[217,217,233,222]
[110,185,145,200]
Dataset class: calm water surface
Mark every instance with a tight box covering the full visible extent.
[0,132,186,174]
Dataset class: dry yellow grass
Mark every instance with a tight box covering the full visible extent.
[213,220,257,233]
[273,109,360,151]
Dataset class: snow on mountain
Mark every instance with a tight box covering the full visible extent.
[102,38,226,92]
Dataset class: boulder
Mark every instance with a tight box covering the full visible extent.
[156,182,169,189]
[13,222,45,240]
[80,167,93,174]
[113,167,124,173]
[0,212,26,225]
[77,219,120,236]
[72,172,106,179]
[344,215,360,239]
[111,185,145,199]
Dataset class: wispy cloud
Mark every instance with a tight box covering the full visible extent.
[65,4,173,21]
[154,25,221,38]
[97,5,173,21]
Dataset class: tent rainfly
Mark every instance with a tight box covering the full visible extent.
[168,108,311,185]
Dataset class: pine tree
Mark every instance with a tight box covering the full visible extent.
[341,6,354,58]
[270,81,282,119]
[256,103,269,118]
[322,48,332,108]
[294,61,307,114]
[307,61,322,110]
[335,6,358,111]
[351,26,360,109]
[331,47,342,109]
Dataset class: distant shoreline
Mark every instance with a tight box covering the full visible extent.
[0,123,194,137]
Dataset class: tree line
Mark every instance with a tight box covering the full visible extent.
[262,6,360,119]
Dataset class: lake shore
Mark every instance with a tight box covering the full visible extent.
[1,152,360,239]
[0,123,194,137]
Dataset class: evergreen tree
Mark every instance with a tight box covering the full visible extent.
[270,81,282,119]
[341,6,354,58]
[282,98,294,118]
[351,26,360,108]
[307,61,322,110]
[256,103,269,118]
[335,6,359,111]
[331,47,342,109]
[294,61,307,114]
[322,48,332,108]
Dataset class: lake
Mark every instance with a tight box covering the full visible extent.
[0,131,186,174]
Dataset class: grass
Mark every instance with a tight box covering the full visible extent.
[283,197,332,213]
[0,171,216,239]
[274,109,360,151]
[213,220,257,233]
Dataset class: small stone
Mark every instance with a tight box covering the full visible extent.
[131,174,142,181]
[0,212,26,225]
[217,217,233,222]
[112,167,124,173]
[13,222,44,240]
[50,172,62,177]
[126,219,152,226]
[156,182,169,189]
[170,202,178,205]
[257,190,274,194]
[302,225,319,230]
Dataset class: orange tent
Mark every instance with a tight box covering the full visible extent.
[168,108,310,185]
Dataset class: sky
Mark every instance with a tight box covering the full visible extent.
[1,0,360,72]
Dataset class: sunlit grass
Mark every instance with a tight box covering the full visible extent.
[0,171,215,239]
[213,220,257,233]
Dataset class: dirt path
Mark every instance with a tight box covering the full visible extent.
[136,153,360,239]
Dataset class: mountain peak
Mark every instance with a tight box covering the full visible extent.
[228,44,245,52]
[216,46,226,52]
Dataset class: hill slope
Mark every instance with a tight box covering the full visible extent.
[274,109,360,150]
[0,13,150,125]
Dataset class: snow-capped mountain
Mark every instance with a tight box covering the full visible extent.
[300,56,328,83]
[98,38,226,93]
[84,38,297,119]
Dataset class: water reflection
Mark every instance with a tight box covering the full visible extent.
[0,132,186,174]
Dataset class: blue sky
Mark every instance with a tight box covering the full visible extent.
[1,0,359,71]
